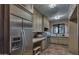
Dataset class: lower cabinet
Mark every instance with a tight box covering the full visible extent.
[33,39,47,55]
[50,37,68,45]
[41,39,47,51]
[33,41,42,55]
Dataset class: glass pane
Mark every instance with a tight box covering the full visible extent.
[53,26,58,34]
[59,24,65,34]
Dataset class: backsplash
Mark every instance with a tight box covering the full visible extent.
[33,32,43,38]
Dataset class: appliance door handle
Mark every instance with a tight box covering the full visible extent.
[21,30,24,54]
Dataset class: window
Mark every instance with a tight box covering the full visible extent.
[53,25,58,34]
[53,24,65,34]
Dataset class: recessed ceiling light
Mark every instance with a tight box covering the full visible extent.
[54,15,64,19]
[50,15,64,20]
[49,4,56,8]
[54,15,61,19]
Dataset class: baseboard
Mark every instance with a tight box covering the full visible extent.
[50,43,68,46]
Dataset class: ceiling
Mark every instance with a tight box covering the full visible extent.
[70,6,77,23]
[34,4,76,21]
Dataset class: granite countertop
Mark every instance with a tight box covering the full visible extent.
[50,35,69,38]
[33,37,46,43]
[51,36,68,38]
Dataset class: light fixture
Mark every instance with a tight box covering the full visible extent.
[50,15,64,20]
[54,15,64,19]
[49,4,56,8]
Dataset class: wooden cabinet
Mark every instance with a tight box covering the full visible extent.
[43,16,49,28]
[33,41,42,55]
[33,9,43,32]
[33,46,41,55]
[50,37,68,45]
[20,4,33,13]
[33,9,50,32]
[10,5,33,21]
[41,39,47,50]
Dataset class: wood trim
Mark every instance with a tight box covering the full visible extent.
[14,4,33,15]
[3,5,10,54]
[50,43,68,46]
[10,13,32,22]
[0,5,10,54]
[34,7,43,16]
[42,15,44,32]
[0,5,4,54]
[77,5,79,55]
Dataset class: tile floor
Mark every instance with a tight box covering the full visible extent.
[41,44,72,55]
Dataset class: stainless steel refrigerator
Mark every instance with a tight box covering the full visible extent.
[10,14,33,55]
[22,19,33,55]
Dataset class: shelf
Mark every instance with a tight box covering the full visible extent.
[33,46,41,51]
[12,40,21,43]
[11,47,21,51]
[35,51,40,55]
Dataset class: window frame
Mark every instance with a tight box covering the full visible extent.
[53,24,65,34]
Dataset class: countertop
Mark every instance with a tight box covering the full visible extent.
[51,36,68,38]
[33,37,46,43]
[50,36,69,38]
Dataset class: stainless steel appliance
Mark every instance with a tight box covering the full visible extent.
[10,14,33,55]
[22,19,33,55]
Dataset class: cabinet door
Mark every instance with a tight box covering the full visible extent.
[44,16,49,28]
[36,12,39,32]
[33,9,43,32]
[42,39,46,50]
[21,4,33,13]
[33,9,37,32]
[10,5,32,21]
[38,13,43,32]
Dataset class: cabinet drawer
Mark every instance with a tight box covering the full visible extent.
[10,5,32,21]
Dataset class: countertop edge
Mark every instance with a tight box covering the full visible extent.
[33,37,46,43]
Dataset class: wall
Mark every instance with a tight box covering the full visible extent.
[68,21,78,54]
[50,20,69,37]
[50,20,69,45]
[68,6,78,54]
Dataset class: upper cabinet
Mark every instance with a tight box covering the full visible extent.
[10,5,33,21]
[20,4,33,14]
[43,16,50,29]
[33,9,43,32]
